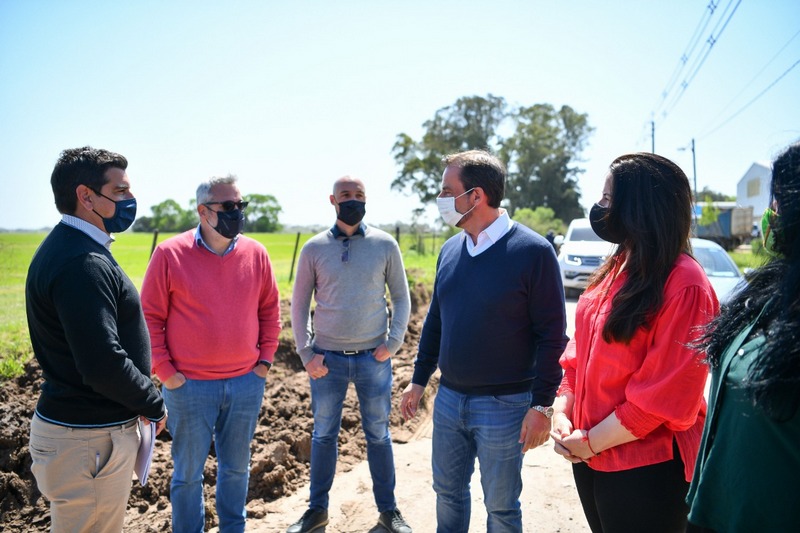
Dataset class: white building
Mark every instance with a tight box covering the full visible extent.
[736,162,771,225]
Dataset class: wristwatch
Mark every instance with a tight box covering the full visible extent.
[257,360,272,369]
[532,405,554,418]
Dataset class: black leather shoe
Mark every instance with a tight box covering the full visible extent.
[379,509,412,533]
[286,508,329,533]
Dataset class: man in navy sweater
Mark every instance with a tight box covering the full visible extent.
[26,147,167,532]
[401,150,568,532]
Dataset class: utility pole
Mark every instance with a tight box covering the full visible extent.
[690,138,697,203]
[651,121,655,153]
[678,138,698,202]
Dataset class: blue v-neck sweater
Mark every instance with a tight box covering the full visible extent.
[412,223,568,406]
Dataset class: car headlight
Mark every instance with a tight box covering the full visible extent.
[564,254,582,266]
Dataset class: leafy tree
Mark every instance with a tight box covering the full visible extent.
[149,199,185,232]
[698,186,735,202]
[134,194,282,233]
[244,194,283,233]
[132,216,154,232]
[501,104,592,221]
[392,94,507,204]
[177,199,198,231]
[512,207,565,236]
[392,95,592,223]
[699,194,721,226]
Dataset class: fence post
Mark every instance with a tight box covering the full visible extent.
[149,229,159,260]
[395,225,400,243]
[289,231,301,282]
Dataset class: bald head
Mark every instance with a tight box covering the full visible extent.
[332,175,366,197]
[330,175,367,229]
[331,176,366,205]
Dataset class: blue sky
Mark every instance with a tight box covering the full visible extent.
[1,0,798,230]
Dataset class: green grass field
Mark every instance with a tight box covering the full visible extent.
[4,229,763,380]
[0,229,441,379]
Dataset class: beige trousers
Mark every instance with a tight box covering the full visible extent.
[29,414,140,533]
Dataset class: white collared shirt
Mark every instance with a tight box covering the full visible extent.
[61,214,113,249]
[464,209,515,257]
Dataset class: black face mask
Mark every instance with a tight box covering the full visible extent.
[213,209,245,239]
[589,203,624,244]
[337,200,366,226]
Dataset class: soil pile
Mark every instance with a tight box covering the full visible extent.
[0,283,434,532]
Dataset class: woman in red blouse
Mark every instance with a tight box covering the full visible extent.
[551,153,719,532]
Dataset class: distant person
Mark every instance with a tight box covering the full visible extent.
[551,153,718,532]
[687,142,800,531]
[401,150,568,532]
[545,229,558,252]
[26,146,167,533]
[140,175,281,533]
[289,176,412,533]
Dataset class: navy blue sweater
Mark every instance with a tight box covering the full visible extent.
[412,223,568,406]
[26,223,165,426]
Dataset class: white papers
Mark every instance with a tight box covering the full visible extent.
[135,419,156,486]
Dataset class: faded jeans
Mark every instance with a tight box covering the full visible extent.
[163,371,265,533]
[432,385,531,533]
[308,349,397,512]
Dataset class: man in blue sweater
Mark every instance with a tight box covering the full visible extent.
[26,147,167,532]
[401,150,568,532]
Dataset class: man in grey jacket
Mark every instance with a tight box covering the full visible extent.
[288,176,412,533]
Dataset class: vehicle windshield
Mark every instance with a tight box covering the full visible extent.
[694,247,740,278]
[569,227,603,242]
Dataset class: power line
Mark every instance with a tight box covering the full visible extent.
[651,1,719,118]
[700,28,800,131]
[658,0,742,123]
[699,57,800,139]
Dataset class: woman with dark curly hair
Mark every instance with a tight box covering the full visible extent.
[551,152,719,532]
[687,141,800,532]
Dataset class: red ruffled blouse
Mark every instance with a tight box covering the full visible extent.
[559,253,719,480]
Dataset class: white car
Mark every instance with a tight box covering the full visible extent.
[556,218,616,298]
[690,237,745,304]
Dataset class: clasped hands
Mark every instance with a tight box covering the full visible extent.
[551,413,596,463]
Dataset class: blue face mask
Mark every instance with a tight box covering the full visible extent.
[92,190,137,233]
[336,199,366,226]
[212,209,245,239]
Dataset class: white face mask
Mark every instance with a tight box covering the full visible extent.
[436,188,475,227]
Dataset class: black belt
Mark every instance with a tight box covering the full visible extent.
[331,348,373,355]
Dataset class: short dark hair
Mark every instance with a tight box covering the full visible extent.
[442,150,506,208]
[50,146,128,214]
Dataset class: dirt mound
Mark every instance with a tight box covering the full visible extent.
[0,284,433,532]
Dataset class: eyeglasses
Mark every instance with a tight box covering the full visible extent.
[203,200,249,212]
[341,238,350,263]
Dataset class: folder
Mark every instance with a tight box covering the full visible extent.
[135,419,156,485]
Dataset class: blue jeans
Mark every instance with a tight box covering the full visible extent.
[309,349,396,512]
[432,385,531,533]
[163,371,266,533]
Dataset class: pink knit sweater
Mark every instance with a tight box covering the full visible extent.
[141,231,281,382]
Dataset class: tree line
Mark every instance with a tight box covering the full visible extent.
[132,94,733,236]
[132,194,282,233]
[392,94,594,226]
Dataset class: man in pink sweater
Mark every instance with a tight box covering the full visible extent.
[141,175,281,533]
